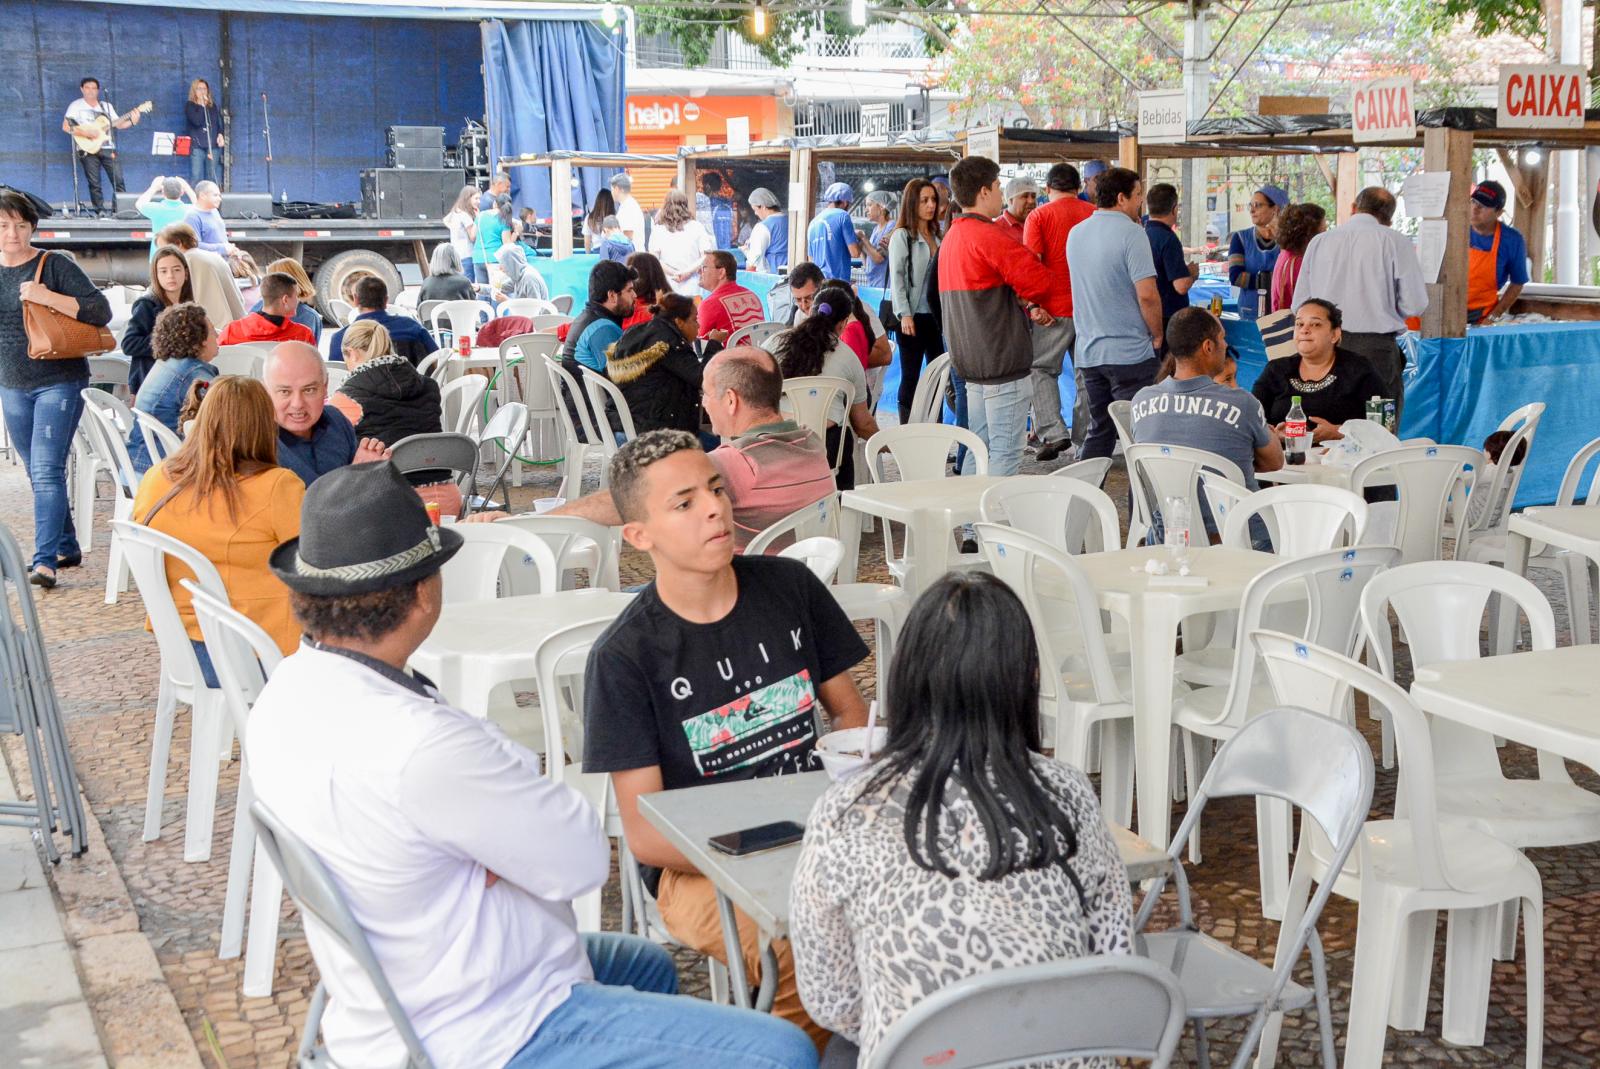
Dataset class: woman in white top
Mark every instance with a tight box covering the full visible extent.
[647,190,713,296]
[443,185,479,281]
[770,285,879,489]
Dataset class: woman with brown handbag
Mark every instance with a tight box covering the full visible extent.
[0,189,113,587]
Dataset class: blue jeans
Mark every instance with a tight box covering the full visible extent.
[189,147,221,186]
[962,377,1030,476]
[1,380,86,570]
[473,260,491,285]
[947,365,970,471]
[505,933,817,1069]
[191,640,220,689]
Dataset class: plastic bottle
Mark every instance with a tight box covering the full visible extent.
[1163,495,1192,569]
[1284,395,1307,466]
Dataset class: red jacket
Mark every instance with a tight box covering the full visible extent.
[937,212,1066,384]
[218,312,315,347]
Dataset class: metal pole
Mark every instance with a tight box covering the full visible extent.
[1555,0,1581,284]
[1181,0,1210,250]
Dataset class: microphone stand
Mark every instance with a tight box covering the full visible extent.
[261,92,274,202]
[67,129,83,217]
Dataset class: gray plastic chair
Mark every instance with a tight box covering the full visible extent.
[1133,708,1375,1069]
[250,801,437,1069]
[386,432,480,518]
[862,954,1186,1069]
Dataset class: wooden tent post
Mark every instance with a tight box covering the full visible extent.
[1335,152,1360,225]
[788,147,816,267]
[1421,127,1472,340]
[1118,135,1143,180]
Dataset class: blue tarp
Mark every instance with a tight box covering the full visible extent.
[482,19,625,220]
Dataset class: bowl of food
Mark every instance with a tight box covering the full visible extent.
[815,727,889,782]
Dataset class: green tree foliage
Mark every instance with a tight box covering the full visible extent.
[1439,0,1545,41]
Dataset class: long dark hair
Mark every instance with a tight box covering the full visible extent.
[825,278,874,346]
[861,572,1087,894]
[626,251,670,307]
[776,285,853,377]
[586,188,616,234]
[895,177,940,251]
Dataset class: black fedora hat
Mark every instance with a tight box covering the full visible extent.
[270,461,462,596]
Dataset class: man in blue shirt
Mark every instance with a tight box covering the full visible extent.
[264,343,389,485]
[183,181,236,258]
[329,277,439,366]
[1143,183,1199,333]
[697,173,735,250]
[806,182,861,283]
[1467,180,1530,324]
[562,260,637,375]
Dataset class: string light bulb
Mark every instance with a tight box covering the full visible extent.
[601,2,618,27]
[851,0,867,26]
[753,1,768,36]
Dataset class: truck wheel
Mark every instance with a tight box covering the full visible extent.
[312,250,402,324]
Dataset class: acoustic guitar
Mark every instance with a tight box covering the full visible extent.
[69,101,153,155]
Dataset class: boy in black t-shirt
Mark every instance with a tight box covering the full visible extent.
[583,429,868,1047]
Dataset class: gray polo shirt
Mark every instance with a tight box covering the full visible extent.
[1066,209,1157,368]
[1129,375,1271,490]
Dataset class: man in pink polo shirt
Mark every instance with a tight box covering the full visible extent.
[697,251,766,343]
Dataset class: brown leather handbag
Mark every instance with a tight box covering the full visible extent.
[23,252,116,360]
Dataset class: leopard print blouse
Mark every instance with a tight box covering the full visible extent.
[790,755,1134,1066]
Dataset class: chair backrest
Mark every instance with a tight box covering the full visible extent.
[1554,435,1600,508]
[88,355,131,389]
[1053,455,1112,489]
[494,514,622,592]
[727,320,787,350]
[980,475,1119,556]
[975,523,1123,709]
[324,366,350,394]
[498,333,560,411]
[532,618,616,784]
[133,410,183,467]
[108,520,227,693]
[415,350,447,381]
[1107,399,1136,451]
[499,297,556,318]
[549,294,575,315]
[328,298,355,327]
[544,356,601,451]
[438,522,561,602]
[1349,444,1479,564]
[415,300,444,330]
[745,493,841,556]
[1462,402,1544,541]
[1124,443,1247,544]
[183,581,282,740]
[212,345,263,377]
[386,433,478,487]
[906,352,954,426]
[249,801,437,1069]
[81,395,140,502]
[580,367,638,455]
[430,300,489,344]
[865,424,989,483]
[1220,483,1368,556]
[473,401,531,499]
[529,313,573,334]
[778,536,844,583]
[780,375,852,469]
[1198,472,1254,543]
[440,375,488,437]
[864,955,1186,1069]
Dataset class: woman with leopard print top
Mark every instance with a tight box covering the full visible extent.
[791,573,1133,1067]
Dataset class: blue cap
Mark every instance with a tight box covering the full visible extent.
[823,181,854,204]
[1258,184,1289,209]
[1083,159,1110,179]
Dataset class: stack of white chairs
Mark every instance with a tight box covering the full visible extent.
[78,390,140,602]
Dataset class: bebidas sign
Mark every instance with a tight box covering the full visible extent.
[1497,65,1586,129]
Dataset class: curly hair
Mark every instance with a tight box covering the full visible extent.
[608,429,702,522]
[657,190,693,232]
[151,302,213,361]
[1274,203,1327,257]
[290,582,423,643]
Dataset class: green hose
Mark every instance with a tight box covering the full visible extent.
[479,355,562,467]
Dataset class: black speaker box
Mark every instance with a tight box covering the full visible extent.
[360,168,466,219]
[385,125,445,149]
[386,146,446,170]
[222,192,274,220]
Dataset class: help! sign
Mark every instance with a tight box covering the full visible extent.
[1350,77,1415,143]
[1498,65,1587,128]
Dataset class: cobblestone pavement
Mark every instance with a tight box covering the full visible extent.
[2,448,1597,1068]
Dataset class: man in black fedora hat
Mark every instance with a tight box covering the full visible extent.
[246,462,815,1069]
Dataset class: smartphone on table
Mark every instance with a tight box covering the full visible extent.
[708,820,805,857]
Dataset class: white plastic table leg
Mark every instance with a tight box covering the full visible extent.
[1128,596,1180,850]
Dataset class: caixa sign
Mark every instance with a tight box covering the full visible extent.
[1497,64,1587,129]
[627,100,702,132]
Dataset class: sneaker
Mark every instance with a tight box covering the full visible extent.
[1035,439,1073,464]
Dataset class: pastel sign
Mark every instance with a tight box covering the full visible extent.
[1351,77,1415,143]
[1497,64,1586,129]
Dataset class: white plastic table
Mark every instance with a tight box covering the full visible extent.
[1411,646,1600,774]
[408,589,634,716]
[836,475,1007,597]
[1072,545,1281,850]
[1496,506,1600,652]
[639,771,1170,1012]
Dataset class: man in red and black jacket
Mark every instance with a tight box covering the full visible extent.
[938,155,1069,475]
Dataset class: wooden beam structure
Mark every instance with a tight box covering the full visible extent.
[1421,127,1473,340]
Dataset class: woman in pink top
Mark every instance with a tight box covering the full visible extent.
[1268,202,1326,313]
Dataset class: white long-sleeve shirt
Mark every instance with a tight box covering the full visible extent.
[1290,212,1428,335]
[248,643,608,1069]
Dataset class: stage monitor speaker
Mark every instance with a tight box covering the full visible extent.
[386,125,445,150]
[222,192,274,220]
[361,168,466,219]
[386,146,446,170]
[114,192,142,215]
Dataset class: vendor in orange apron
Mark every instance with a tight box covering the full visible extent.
[1466,180,1528,324]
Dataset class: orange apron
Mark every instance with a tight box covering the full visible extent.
[1466,223,1503,321]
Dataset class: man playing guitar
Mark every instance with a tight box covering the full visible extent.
[61,77,146,216]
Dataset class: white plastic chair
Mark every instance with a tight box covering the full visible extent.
[580,366,639,465]
[1053,455,1112,489]
[1123,443,1246,550]
[108,521,232,863]
[327,298,355,327]
[80,393,140,603]
[324,366,350,394]
[1456,402,1543,558]
[1349,443,1480,564]
[1108,398,1135,452]
[780,375,853,475]
[133,410,183,468]
[497,334,563,482]
[778,536,844,583]
[550,294,575,316]
[212,344,265,377]
[864,424,991,585]
[975,523,1134,824]
[183,581,285,998]
[441,374,489,437]
[864,955,1187,1069]
[544,356,607,497]
[1252,630,1544,1066]
[1134,708,1373,1069]
[439,522,561,603]
[499,297,556,318]
[430,299,490,347]
[726,320,787,350]
[529,313,573,334]
[745,493,841,555]
[495,514,622,593]
[88,354,131,399]
[905,352,953,426]
[979,475,1119,556]
[415,349,449,382]
[1219,483,1368,556]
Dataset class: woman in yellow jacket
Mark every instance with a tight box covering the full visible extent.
[132,375,304,683]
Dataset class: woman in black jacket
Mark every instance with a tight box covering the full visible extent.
[606,294,706,440]
[185,79,224,186]
[123,246,194,396]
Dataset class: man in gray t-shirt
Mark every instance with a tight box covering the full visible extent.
[1067,167,1167,461]
[1131,308,1282,495]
